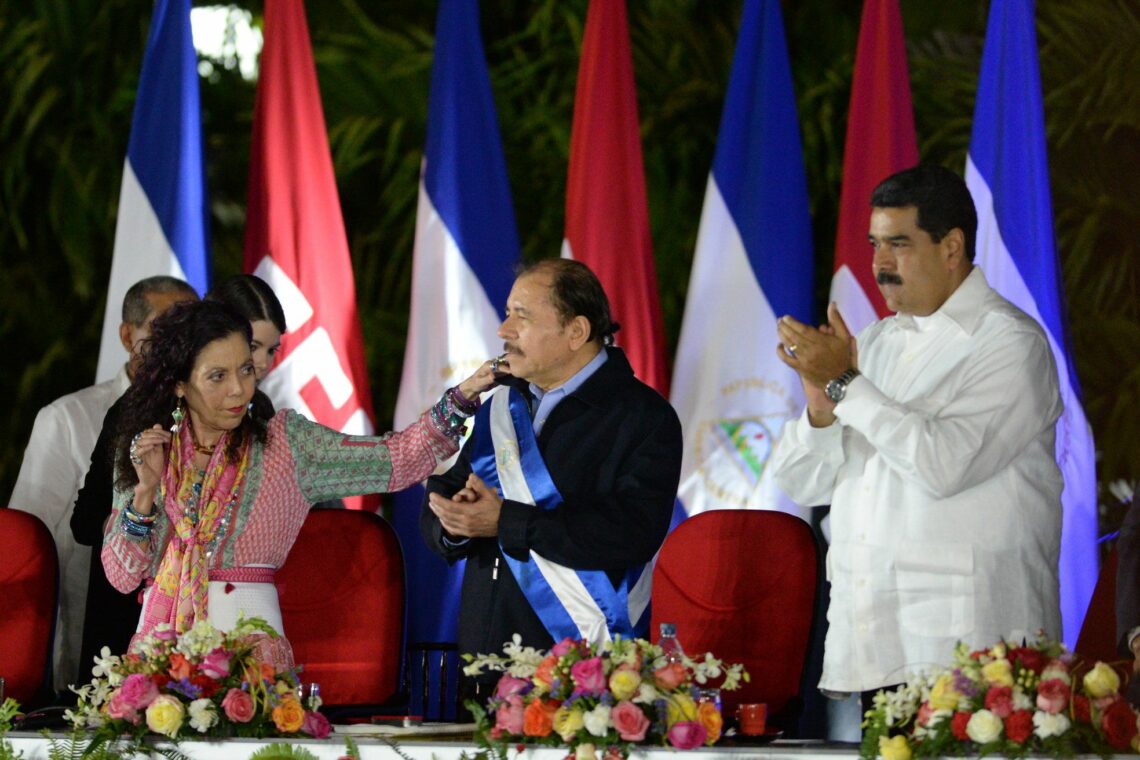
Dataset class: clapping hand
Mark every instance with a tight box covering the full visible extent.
[429,473,503,539]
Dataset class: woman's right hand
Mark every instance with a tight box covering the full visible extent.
[130,424,171,504]
[456,357,505,400]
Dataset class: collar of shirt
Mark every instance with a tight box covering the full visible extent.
[892,266,989,336]
[528,347,608,436]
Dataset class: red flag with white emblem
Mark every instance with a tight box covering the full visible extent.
[829,0,919,334]
[243,0,376,510]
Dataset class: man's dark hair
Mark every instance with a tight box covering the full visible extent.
[121,276,198,325]
[206,274,287,334]
[871,164,978,262]
[517,259,620,346]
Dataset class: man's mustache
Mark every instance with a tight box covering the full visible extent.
[503,343,523,357]
[876,270,903,286]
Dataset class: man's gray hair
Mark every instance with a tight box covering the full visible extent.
[121,276,198,325]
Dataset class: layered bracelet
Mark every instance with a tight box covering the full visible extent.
[120,498,158,539]
[432,386,482,440]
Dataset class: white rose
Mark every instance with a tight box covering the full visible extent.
[633,682,660,705]
[575,743,597,760]
[187,698,218,733]
[1032,711,1071,739]
[583,703,612,737]
[966,710,1003,744]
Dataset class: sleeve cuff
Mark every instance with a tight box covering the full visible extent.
[498,499,531,560]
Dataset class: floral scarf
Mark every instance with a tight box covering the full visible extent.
[139,420,251,635]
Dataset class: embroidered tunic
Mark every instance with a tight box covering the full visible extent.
[102,404,459,664]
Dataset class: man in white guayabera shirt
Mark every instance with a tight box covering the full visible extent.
[771,164,1063,705]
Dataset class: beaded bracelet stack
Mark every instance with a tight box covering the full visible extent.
[431,386,482,440]
[120,498,158,539]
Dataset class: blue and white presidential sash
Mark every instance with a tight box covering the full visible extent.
[469,387,652,644]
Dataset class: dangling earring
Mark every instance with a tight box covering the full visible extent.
[170,398,185,433]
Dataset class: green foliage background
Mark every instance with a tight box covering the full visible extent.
[1,0,1137,533]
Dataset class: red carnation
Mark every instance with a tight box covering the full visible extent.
[1008,646,1046,674]
[985,685,1014,718]
[951,711,972,741]
[1072,694,1092,724]
[191,673,220,698]
[1100,700,1139,750]
[1004,710,1033,744]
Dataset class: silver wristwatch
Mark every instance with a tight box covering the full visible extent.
[825,368,860,404]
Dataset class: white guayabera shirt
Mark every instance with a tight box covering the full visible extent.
[772,267,1063,694]
[11,366,130,691]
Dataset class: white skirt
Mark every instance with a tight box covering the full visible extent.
[135,565,284,636]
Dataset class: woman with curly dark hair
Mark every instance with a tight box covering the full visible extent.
[102,300,495,668]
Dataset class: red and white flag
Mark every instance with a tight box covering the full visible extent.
[829,0,919,334]
[244,0,376,509]
[562,0,669,395]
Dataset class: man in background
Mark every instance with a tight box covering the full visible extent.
[10,275,197,691]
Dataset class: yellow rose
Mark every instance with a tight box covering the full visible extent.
[981,659,1013,687]
[879,735,912,760]
[553,706,585,742]
[929,674,961,711]
[609,666,642,701]
[666,694,697,727]
[1082,662,1121,698]
[145,695,185,738]
[575,743,597,760]
[272,696,306,733]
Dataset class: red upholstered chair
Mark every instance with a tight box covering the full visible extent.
[0,508,58,705]
[276,509,404,707]
[1075,547,1120,667]
[651,510,817,722]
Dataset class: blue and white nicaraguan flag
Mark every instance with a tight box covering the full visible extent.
[96,0,210,382]
[965,0,1097,646]
[670,0,814,518]
[391,0,520,645]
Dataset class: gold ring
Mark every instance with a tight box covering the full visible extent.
[788,344,798,356]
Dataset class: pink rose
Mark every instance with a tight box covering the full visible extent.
[495,674,530,699]
[571,657,606,694]
[611,701,650,741]
[916,701,935,726]
[654,662,686,691]
[118,673,160,710]
[106,690,141,725]
[1036,678,1070,714]
[984,686,1014,718]
[222,688,255,723]
[200,647,233,679]
[551,637,577,657]
[153,628,178,642]
[667,720,708,749]
[302,710,331,739]
[494,694,525,735]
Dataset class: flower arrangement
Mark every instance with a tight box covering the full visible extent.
[464,634,747,760]
[66,616,331,746]
[861,634,1139,760]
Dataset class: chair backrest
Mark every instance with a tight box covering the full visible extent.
[0,508,58,705]
[1075,546,1119,667]
[276,509,404,706]
[651,509,817,716]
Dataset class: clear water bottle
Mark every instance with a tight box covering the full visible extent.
[659,622,685,663]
